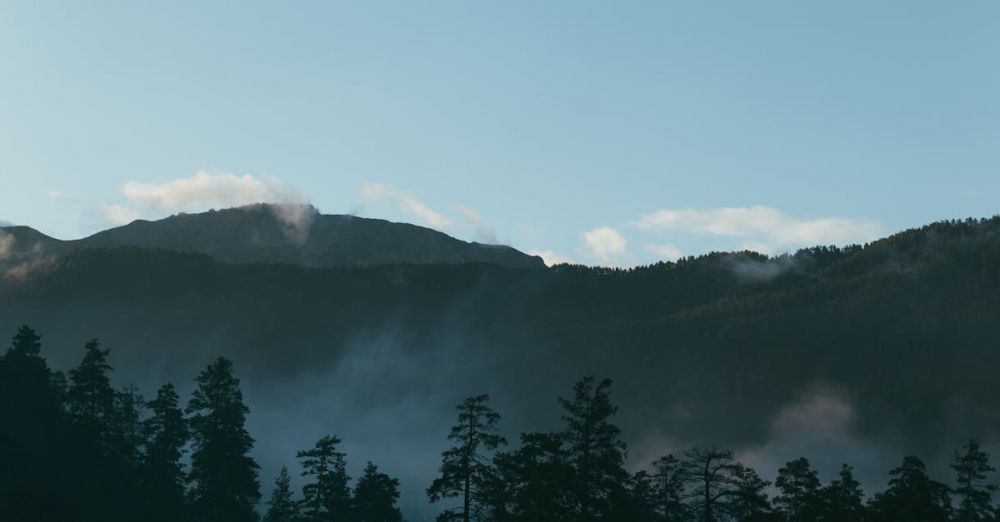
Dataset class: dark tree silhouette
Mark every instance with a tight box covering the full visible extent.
[351,461,404,522]
[868,455,951,522]
[679,446,743,522]
[651,454,687,521]
[140,382,189,522]
[428,394,507,522]
[187,357,260,522]
[558,376,628,521]
[774,457,822,522]
[724,465,774,522]
[264,466,299,522]
[818,464,865,522]
[495,432,573,522]
[616,470,658,522]
[66,339,116,438]
[951,438,996,522]
[298,434,352,521]
[109,384,146,467]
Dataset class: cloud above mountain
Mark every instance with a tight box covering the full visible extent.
[122,171,306,213]
[583,226,629,266]
[633,206,882,254]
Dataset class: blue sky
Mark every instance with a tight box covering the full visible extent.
[1,1,997,266]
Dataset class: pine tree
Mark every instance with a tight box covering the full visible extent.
[265,466,299,522]
[499,432,573,522]
[679,446,743,522]
[141,383,189,522]
[352,461,404,522]
[651,454,686,521]
[951,438,996,522]
[774,457,822,521]
[869,456,951,522]
[724,465,773,522]
[109,384,146,467]
[187,357,260,522]
[558,376,628,521]
[819,464,865,522]
[66,339,116,436]
[428,394,507,522]
[298,435,352,522]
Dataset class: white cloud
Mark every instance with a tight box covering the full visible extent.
[644,242,683,262]
[100,204,143,226]
[453,204,499,244]
[583,226,628,266]
[361,183,451,230]
[529,250,575,267]
[633,206,881,252]
[123,171,304,212]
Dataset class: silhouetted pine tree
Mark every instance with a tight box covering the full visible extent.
[351,461,404,522]
[868,456,951,522]
[679,446,743,522]
[615,470,658,522]
[141,382,189,522]
[428,394,507,522]
[725,465,774,522]
[951,438,996,521]
[651,455,686,521]
[558,376,628,521]
[66,339,116,439]
[264,466,299,522]
[109,384,146,467]
[298,434,351,522]
[818,464,865,522]
[497,432,573,522]
[187,357,260,522]
[774,457,822,522]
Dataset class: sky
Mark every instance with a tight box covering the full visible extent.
[0,1,998,266]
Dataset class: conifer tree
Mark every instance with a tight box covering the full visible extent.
[651,454,686,521]
[724,464,773,522]
[679,446,743,522]
[141,383,189,522]
[298,434,351,522]
[819,464,865,522]
[428,394,507,522]
[951,438,996,522]
[868,456,951,522]
[66,339,116,436]
[498,432,574,522]
[187,357,260,522]
[352,461,404,522]
[265,466,299,522]
[110,384,146,467]
[558,376,628,521]
[774,457,822,521]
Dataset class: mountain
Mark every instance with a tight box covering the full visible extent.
[2,214,999,518]
[0,204,544,269]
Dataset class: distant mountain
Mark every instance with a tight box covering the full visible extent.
[3,214,1000,518]
[0,204,544,269]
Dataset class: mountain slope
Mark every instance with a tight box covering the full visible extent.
[0,204,544,269]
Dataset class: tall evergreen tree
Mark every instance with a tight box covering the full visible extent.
[109,384,146,467]
[724,465,774,522]
[868,456,951,522]
[187,357,260,522]
[298,435,351,522]
[428,394,507,522]
[774,457,822,522]
[651,455,687,522]
[66,339,116,437]
[558,376,628,521]
[265,466,299,522]
[498,432,573,522]
[352,461,404,522]
[951,438,996,522]
[141,383,189,522]
[679,446,743,522]
[818,464,865,522]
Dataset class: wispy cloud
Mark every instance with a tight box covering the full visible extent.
[582,226,628,266]
[122,171,305,213]
[100,204,143,226]
[0,230,13,260]
[633,206,881,253]
[529,250,575,267]
[360,183,451,230]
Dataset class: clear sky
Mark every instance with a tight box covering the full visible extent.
[1,1,997,266]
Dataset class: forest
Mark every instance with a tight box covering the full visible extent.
[1,325,996,522]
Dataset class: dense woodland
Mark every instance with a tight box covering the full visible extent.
[2,325,999,522]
